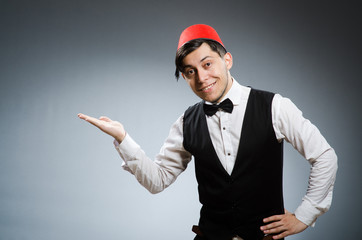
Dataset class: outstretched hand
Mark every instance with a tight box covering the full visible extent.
[78,113,126,143]
[260,209,308,239]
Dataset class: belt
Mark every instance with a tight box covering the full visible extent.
[232,236,243,240]
[232,234,274,240]
[193,225,275,240]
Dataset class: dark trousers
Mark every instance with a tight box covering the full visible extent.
[194,235,278,240]
[192,225,282,240]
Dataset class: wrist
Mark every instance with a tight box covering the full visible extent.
[115,131,126,144]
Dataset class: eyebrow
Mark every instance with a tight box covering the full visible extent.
[183,56,213,69]
[200,56,212,62]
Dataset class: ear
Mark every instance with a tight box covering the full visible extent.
[224,52,233,70]
[181,72,186,80]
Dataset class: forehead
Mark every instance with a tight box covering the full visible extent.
[183,43,220,66]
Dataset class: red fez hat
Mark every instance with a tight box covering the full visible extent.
[177,24,224,50]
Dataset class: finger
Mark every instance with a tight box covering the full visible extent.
[263,214,283,224]
[78,114,103,127]
[272,231,289,240]
[99,116,112,122]
[261,221,283,231]
[263,225,285,234]
[78,113,87,120]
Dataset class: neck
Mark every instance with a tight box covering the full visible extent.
[213,74,233,103]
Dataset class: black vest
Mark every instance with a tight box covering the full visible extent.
[183,89,284,240]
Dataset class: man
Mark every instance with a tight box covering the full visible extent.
[78,24,337,240]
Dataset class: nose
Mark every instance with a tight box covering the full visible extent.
[196,68,208,83]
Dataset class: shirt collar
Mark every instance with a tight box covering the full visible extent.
[205,77,249,106]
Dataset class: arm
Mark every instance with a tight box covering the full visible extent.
[78,113,192,194]
[261,95,338,239]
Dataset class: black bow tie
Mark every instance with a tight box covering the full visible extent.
[203,98,234,116]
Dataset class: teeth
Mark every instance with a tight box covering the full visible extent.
[203,83,215,91]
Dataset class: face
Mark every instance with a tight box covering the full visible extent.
[182,43,233,103]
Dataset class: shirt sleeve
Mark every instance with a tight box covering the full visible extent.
[272,94,338,226]
[113,115,192,194]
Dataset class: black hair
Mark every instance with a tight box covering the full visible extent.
[174,39,227,80]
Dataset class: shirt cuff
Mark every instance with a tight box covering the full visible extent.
[113,134,140,173]
[294,199,322,227]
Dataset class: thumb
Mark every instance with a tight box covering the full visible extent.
[99,116,112,122]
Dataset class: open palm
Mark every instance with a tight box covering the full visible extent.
[78,113,126,143]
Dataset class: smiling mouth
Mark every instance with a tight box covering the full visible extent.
[199,82,216,92]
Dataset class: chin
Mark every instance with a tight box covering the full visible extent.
[202,96,217,103]
[198,91,222,103]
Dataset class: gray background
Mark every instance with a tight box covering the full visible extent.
[1,0,361,239]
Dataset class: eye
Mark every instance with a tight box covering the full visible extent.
[186,69,195,76]
[205,62,212,68]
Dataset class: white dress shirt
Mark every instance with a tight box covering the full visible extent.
[114,79,337,227]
